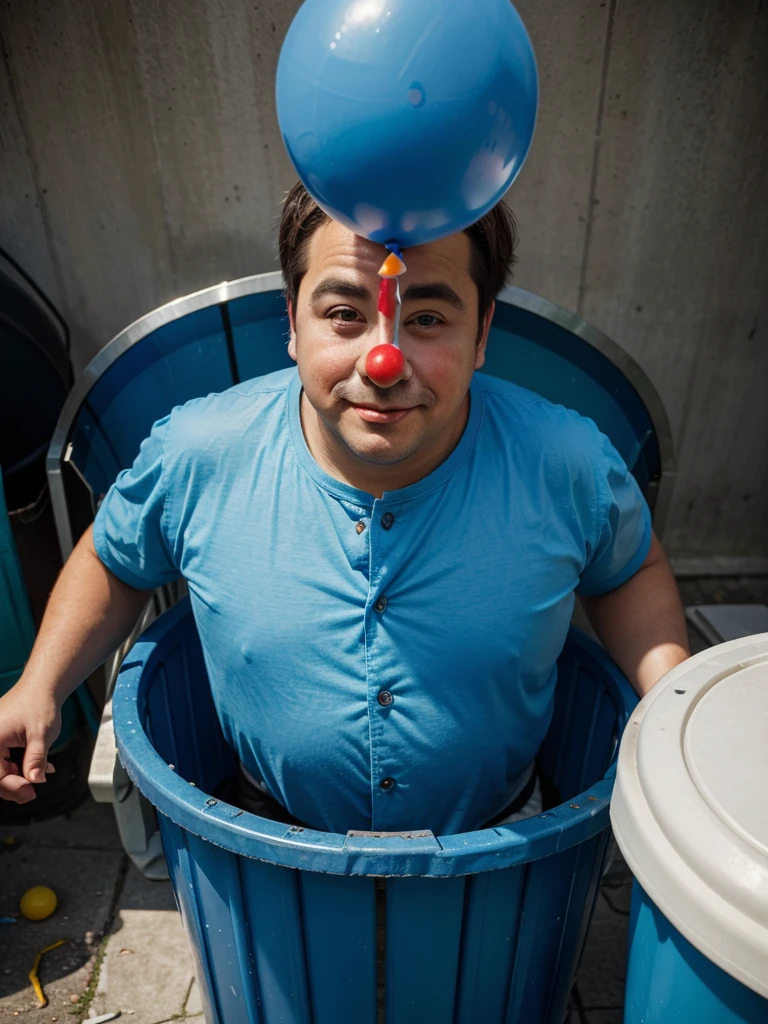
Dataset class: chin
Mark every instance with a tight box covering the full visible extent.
[342,431,420,467]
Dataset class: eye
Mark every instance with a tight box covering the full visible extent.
[328,306,364,325]
[408,313,442,329]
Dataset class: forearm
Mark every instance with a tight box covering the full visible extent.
[579,535,689,698]
[18,525,152,704]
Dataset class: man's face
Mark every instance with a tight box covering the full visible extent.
[288,219,491,470]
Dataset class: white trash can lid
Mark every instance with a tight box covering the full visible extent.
[611,633,768,997]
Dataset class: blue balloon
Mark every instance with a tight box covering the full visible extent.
[276,0,538,248]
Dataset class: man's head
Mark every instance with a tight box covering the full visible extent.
[279,182,518,485]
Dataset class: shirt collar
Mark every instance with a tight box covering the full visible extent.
[287,369,484,507]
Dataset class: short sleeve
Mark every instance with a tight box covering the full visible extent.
[92,414,180,590]
[576,432,653,597]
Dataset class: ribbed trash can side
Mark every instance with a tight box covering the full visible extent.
[159,819,610,1024]
[115,601,636,1024]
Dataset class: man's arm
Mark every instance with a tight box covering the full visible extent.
[579,531,689,698]
[0,525,152,803]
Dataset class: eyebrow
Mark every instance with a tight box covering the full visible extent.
[309,277,466,312]
[310,278,371,305]
[402,282,466,312]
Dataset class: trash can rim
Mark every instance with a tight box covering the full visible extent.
[47,272,675,559]
[113,601,633,878]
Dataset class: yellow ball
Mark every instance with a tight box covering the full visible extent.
[19,886,58,921]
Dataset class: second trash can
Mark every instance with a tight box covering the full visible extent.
[612,634,768,1024]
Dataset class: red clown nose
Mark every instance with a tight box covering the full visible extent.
[365,344,405,387]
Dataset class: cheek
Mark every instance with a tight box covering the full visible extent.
[410,342,476,398]
[296,328,359,395]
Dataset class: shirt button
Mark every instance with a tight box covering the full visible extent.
[377,690,394,707]
[381,512,395,530]
[355,521,366,534]
[380,777,395,791]
[374,596,388,613]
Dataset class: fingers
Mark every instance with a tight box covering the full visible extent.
[0,734,55,802]
[0,772,37,804]
[0,758,36,804]
[0,753,54,804]
[0,749,19,784]
[22,739,51,784]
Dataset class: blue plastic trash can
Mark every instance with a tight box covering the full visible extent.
[612,635,768,1024]
[114,597,637,1024]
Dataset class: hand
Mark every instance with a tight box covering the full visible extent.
[0,680,61,804]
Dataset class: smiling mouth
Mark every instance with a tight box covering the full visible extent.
[351,404,415,424]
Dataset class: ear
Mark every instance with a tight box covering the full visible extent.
[287,299,298,362]
[474,300,494,370]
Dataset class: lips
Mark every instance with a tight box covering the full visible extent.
[351,404,414,424]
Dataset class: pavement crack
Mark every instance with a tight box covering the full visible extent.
[72,853,130,1022]
[181,974,195,1015]
[155,1014,203,1023]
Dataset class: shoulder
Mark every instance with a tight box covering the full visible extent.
[474,372,603,464]
[164,367,295,449]
[157,367,295,482]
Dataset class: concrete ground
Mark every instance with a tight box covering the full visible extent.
[0,799,200,1024]
[0,794,633,1024]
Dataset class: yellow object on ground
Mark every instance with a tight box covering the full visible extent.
[28,938,67,1007]
[19,885,58,921]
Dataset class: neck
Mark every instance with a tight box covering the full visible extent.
[300,392,470,499]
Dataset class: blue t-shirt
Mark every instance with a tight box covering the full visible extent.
[94,368,651,835]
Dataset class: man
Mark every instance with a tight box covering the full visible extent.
[0,184,690,833]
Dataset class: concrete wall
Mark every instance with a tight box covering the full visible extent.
[2,0,766,570]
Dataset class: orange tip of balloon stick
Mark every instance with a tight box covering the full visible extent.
[378,252,407,278]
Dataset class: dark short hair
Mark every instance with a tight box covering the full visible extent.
[278,181,518,339]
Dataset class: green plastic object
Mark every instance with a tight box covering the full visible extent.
[0,470,36,694]
[0,470,82,749]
